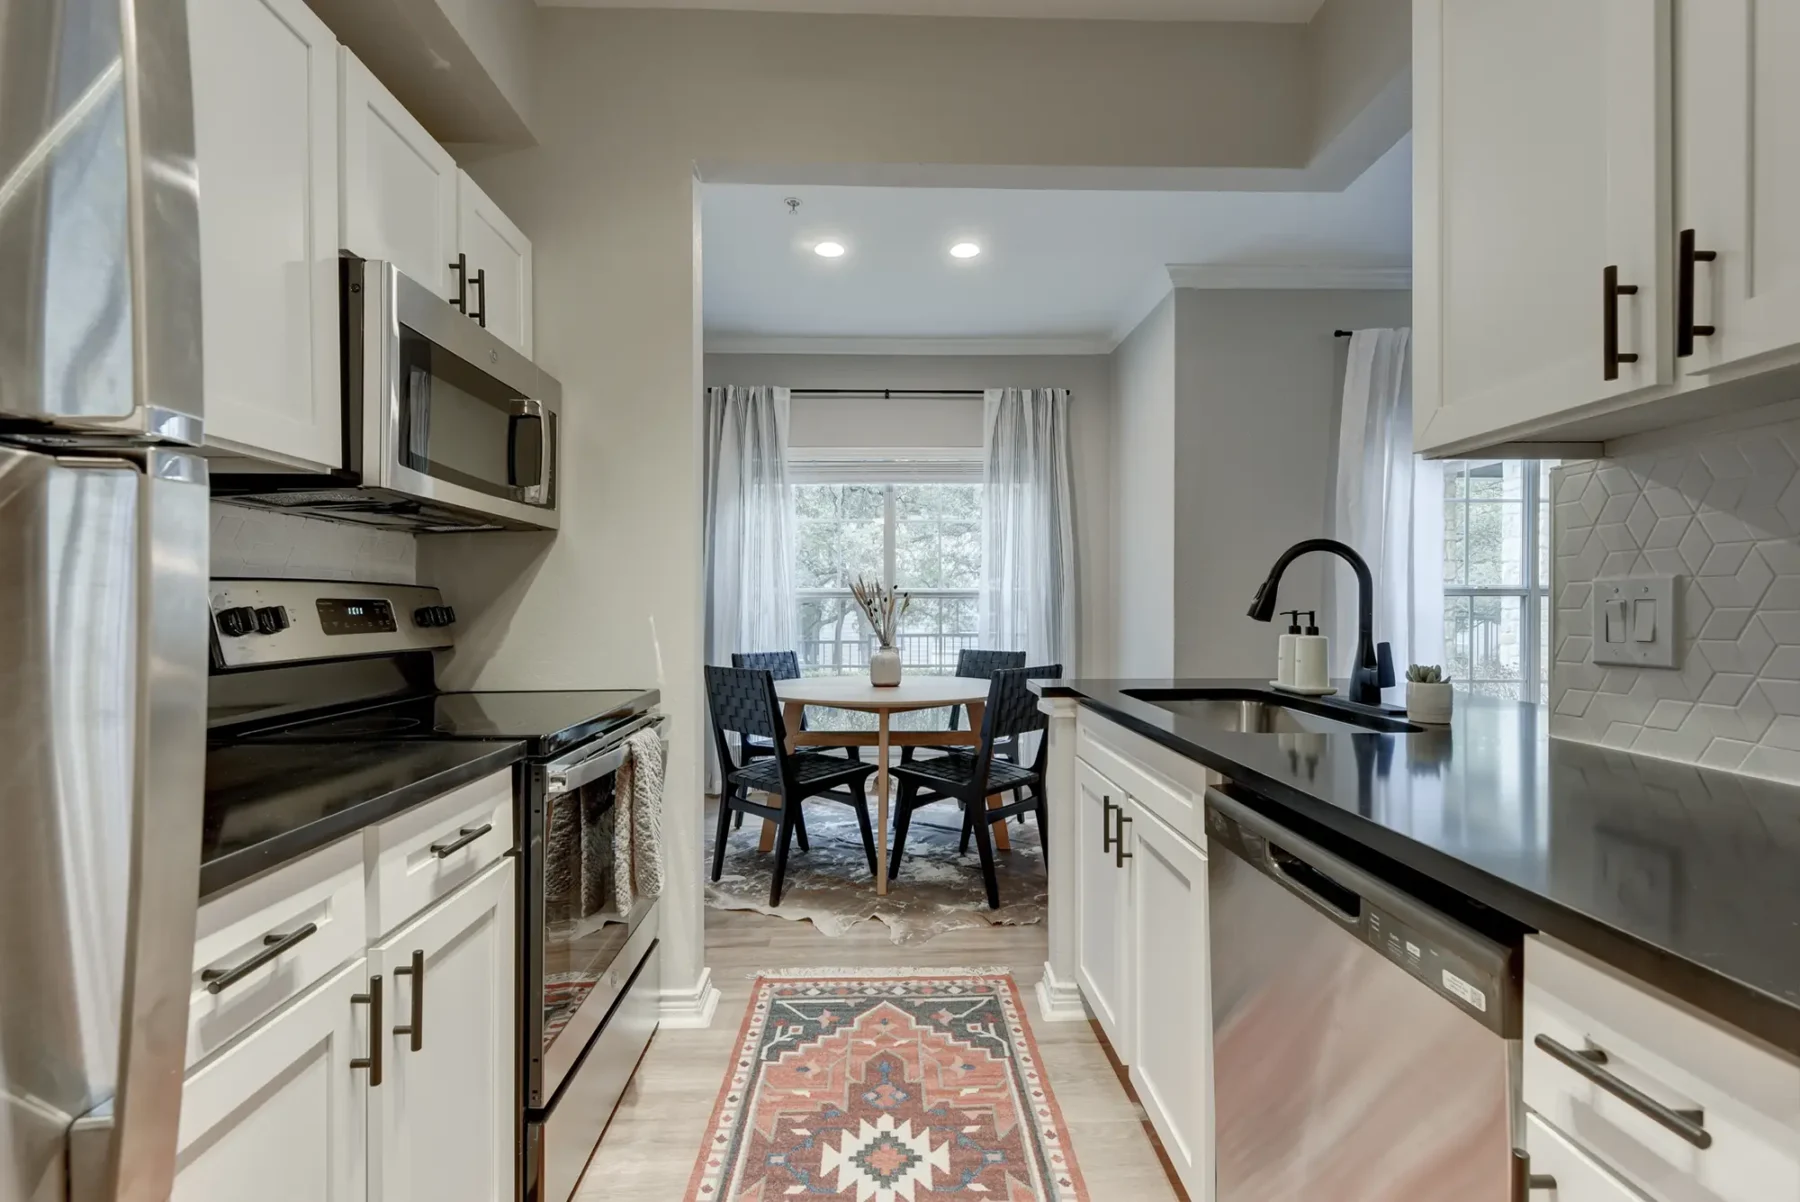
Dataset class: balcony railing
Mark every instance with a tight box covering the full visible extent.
[798,630,980,676]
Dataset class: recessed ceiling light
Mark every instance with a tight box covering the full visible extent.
[814,241,846,258]
[950,241,982,259]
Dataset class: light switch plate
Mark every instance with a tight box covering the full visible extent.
[1591,575,1677,667]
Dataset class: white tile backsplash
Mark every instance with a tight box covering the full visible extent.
[1550,415,1800,782]
[211,503,415,583]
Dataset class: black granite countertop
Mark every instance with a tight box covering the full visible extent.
[202,739,527,898]
[1042,679,1800,1058]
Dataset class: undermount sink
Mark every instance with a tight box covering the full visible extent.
[1121,688,1423,735]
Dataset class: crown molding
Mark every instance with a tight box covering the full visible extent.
[703,334,1115,357]
[1165,263,1413,290]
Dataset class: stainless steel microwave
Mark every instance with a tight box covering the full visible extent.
[214,260,560,532]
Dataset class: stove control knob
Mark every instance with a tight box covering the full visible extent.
[216,606,257,638]
[414,606,440,629]
[254,605,289,635]
[440,606,456,626]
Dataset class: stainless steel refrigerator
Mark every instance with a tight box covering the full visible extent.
[1,1,210,1200]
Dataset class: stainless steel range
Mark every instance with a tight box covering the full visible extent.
[207,578,664,1202]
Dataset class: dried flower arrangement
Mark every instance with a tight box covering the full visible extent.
[849,575,911,648]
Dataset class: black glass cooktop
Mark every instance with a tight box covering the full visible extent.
[247,689,658,760]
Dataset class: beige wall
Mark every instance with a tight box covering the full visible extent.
[704,352,1115,678]
[1171,288,1412,677]
[1110,296,1177,678]
[419,6,1407,1010]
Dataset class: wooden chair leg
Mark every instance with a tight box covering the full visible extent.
[849,780,879,878]
[958,796,975,856]
[989,794,1012,851]
[733,809,744,830]
[770,801,799,907]
[968,791,1002,910]
[711,788,736,882]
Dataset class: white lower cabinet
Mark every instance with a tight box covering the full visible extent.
[369,859,515,1202]
[1073,735,1213,1202]
[173,958,371,1202]
[1074,759,1132,1057]
[1525,1113,1651,1202]
[1126,800,1211,1201]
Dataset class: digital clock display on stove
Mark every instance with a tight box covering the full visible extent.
[316,597,397,635]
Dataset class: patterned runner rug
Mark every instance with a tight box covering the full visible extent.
[685,969,1088,1202]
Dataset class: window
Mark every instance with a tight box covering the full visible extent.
[793,482,982,678]
[1439,460,1556,702]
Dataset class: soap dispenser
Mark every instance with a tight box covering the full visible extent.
[1293,611,1330,692]
[1276,610,1303,687]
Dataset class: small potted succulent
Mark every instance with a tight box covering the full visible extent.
[1405,664,1454,725]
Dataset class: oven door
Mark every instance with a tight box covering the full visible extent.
[524,717,668,1106]
[350,260,560,531]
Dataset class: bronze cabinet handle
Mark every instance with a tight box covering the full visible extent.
[1101,796,1118,854]
[1603,264,1641,381]
[1534,1034,1711,1149]
[1114,813,1133,869]
[351,974,383,1087]
[449,253,469,314]
[1677,229,1718,357]
[470,268,487,328]
[430,823,492,858]
[393,949,425,1052]
[200,922,318,994]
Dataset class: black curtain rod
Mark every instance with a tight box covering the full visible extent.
[1334,329,1355,338]
[788,388,987,397]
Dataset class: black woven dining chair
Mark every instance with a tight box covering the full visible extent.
[899,648,1027,765]
[886,663,1061,909]
[706,665,880,907]
[728,650,857,828]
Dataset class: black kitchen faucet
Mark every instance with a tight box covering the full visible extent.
[1248,538,1395,706]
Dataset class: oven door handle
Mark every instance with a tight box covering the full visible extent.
[544,716,668,795]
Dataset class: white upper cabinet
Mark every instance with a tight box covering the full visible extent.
[1675,1,1800,378]
[189,0,342,471]
[340,49,459,301]
[456,173,534,357]
[1414,0,1671,456]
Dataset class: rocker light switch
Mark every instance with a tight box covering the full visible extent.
[1592,575,1678,668]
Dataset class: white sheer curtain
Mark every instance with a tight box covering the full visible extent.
[1331,329,1442,693]
[703,386,795,785]
[982,387,1077,670]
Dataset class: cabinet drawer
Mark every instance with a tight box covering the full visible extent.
[1525,1112,1654,1202]
[1523,937,1800,1202]
[367,769,514,938]
[1076,712,1212,848]
[189,836,366,1069]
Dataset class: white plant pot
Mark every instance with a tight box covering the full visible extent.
[870,645,902,687]
[1407,681,1454,725]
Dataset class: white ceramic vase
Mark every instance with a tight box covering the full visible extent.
[870,645,902,687]
[1407,680,1454,725]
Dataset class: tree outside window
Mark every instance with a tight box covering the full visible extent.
[1440,459,1556,702]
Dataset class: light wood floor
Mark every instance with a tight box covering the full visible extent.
[574,908,1182,1201]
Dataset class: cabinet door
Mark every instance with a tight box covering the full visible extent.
[369,859,515,1202]
[1677,1,1800,377]
[1524,1113,1654,1202]
[456,172,533,356]
[1074,759,1132,1059]
[188,0,342,470]
[340,49,459,301]
[1414,0,1671,454]
[172,959,370,1202]
[1126,801,1211,1202]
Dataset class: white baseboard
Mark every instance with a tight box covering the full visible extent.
[1034,962,1087,1023]
[659,966,721,1029]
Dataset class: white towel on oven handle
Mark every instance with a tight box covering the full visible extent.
[611,727,666,913]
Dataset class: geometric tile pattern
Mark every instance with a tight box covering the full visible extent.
[210,502,416,584]
[1550,417,1800,782]
[684,971,1086,1201]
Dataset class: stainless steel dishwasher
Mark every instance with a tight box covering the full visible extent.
[1205,788,1520,1202]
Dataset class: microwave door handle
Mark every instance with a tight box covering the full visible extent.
[510,399,550,504]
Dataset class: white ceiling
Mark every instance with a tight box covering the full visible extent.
[540,0,1326,20]
[702,136,1410,350]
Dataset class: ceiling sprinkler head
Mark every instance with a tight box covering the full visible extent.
[785,197,802,216]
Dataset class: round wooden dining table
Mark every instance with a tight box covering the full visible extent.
[771,675,1004,895]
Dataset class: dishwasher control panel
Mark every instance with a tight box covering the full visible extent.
[1366,906,1507,1031]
